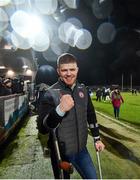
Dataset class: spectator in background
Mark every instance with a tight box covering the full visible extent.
[88,87,94,98]
[1,78,12,96]
[131,89,137,95]
[12,77,19,94]
[102,87,106,102]
[16,77,24,93]
[105,88,111,101]
[96,88,102,101]
[134,89,137,95]
[111,89,124,119]
[0,77,4,96]
[12,77,24,94]
[132,89,134,95]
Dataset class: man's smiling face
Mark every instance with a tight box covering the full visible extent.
[57,62,79,87]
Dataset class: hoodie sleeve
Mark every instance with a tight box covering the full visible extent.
[37,90,63,134]
[87,91,100,142]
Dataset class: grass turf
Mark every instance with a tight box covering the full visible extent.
[92,92,140,126]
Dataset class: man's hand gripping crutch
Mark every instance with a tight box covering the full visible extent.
[94,140,105,180]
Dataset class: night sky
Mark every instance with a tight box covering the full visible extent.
[36,0,140,86]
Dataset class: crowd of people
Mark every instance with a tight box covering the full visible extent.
[95,87,111,102]
[90,86,124,119]
[0,76,24,96]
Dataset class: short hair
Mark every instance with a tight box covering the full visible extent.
[57,53,78,67]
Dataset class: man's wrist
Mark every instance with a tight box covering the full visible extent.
[56,105,65,117]
[93,136,101,142]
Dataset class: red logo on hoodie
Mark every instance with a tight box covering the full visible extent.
[79,91,84,98]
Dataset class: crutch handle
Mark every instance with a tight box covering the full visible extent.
[59,161,74,174]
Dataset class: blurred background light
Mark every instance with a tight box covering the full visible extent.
[26,69,32,76]
[63,0,78,9]
[0,0,11,6]
[6,69,15,77]
[0,65,6,69]
[34,0,58,15]
[22,65,28,69]
[12,0,26,5]
[1,0,93,56]
[97,22,116,44]
[10,11,44,38]
[42,48,58,63]
[50,37,70,55]
[67,17,83,29]
[91,0,113,19]
[0,8,9,33]
[29,31,50,52]
[0,0,140,86]
[75,29,92,49]
[11,31,31,50]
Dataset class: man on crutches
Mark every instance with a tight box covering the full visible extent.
[37,53,105,179]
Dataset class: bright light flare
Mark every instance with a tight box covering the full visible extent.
[29,31,50,52]
[10,10,50,51]
[12,0,26,5]
[63,0,78,9]
[22,65,28,69]
[11,31,31,50]
[0,65,6,69]
[51,37,69,55]
[58,21,92,49]
[10,11,43,38]
[26,69,32,76]
[6,70,15,77]
[10,10,29,37]
[58,22,77,46]
[58,22,70,43]
[74,29,92,49]
[67,17,83,29]
[35,0,58,15]
[66,25,78,47]
[0,8,9,33]
[0,0,11,6]
[29,15,43,34]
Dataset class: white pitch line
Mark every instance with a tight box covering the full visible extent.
[96,111,140,134]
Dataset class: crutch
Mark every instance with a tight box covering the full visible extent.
[52,127,73,179]
[96,150,103,180]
